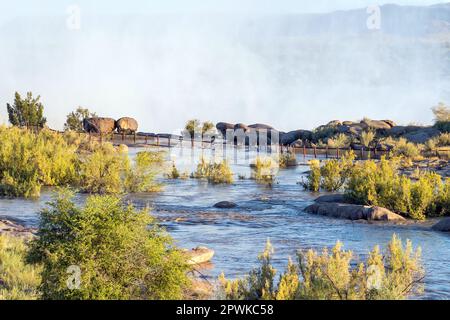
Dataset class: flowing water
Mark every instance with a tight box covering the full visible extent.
[1,146,449,299]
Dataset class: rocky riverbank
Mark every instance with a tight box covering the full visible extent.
[0,217,36,238]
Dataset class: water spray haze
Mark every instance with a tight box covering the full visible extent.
[0,3,449,132]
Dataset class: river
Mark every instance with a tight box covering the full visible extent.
[1,145,449,299]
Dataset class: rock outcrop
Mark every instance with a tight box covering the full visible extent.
[305,201,406,222]
[116,117,138,134]
[216,122,235,136]
[0,218,36,238]
[184,246,215,265]
[432,218,450,232]
[214,201,237,209]
[83,117,116,134]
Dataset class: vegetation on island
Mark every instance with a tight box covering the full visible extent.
[302,153,450,220]
[64,107,97,132]
[185,119,216,138]
[251,156,278,185]
[219,235,424,300]
[191,156,234,184]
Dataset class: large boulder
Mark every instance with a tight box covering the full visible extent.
[280,130,313,145]
[327,120,342,127]
[403,127,440,144]
[314,194,347,203]
[116,117,138,134]
[214,201,237,209]
[0,218,36,238]
[382,120,396,128]
[83,117,116,134]
[248,123,275,130]
[388,125,422,137]
[361,119,392,130]
[216,122,235,136]
[183,246,215,265]
[432,218,450,232]
[304,202,406,222]
[234,123,249,132]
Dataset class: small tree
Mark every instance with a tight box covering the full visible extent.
[64,107,96,132]
[7,92,47,128]
[185,119,201,138]
[202,121,215,135]
[432,103,450,132]
[28,190,190,300]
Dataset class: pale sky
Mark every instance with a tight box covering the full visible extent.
[0,0,446,19]
[0,1,449,132]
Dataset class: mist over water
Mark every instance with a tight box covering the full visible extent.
[0,4,449,132]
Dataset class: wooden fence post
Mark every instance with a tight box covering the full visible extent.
[313,146,317,158]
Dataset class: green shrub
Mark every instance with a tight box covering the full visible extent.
[320,160,345,192]
[278,152,296,168]
[345,158,445,220]
[79,143,128,194]
[0,235,42,300]
[7,91,47,128]
[302,151,355,192]
[123,151,165,192]
[192,157,234,184]
[28,191,190,300]
[251,157,278,185]
[327,133,350,149]
[432,103,450,133]
[391,138,422,159]
[64,107,96,132]
[0,126,78,198]
[301,160,321,192]
[219,235,424,300]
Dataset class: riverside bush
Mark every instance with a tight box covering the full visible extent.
[219,235,424,300]
[0,235,42,300]
[79,143,128,194]
[80,144,165,194]
[192,157,234,184]
[0,126,78,198]
[391,138,422,159]
[28,191,190,300]
[123,151,165,192]
[303,154,448,219]
[302,151,355,192]
[251,157,278,185]
[346,158,448,220]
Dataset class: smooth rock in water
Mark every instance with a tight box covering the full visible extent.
[314,194,347,203]
[184,246,215,265]
[214,201,237,209]
[432,218,450,232]
[367,206,406,222]
[305,203,406,222]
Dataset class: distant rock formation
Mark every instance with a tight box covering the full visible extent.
[116,117,138,134]
[83,117,116,134]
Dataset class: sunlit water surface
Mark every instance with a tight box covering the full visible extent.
[1,146,449,299]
